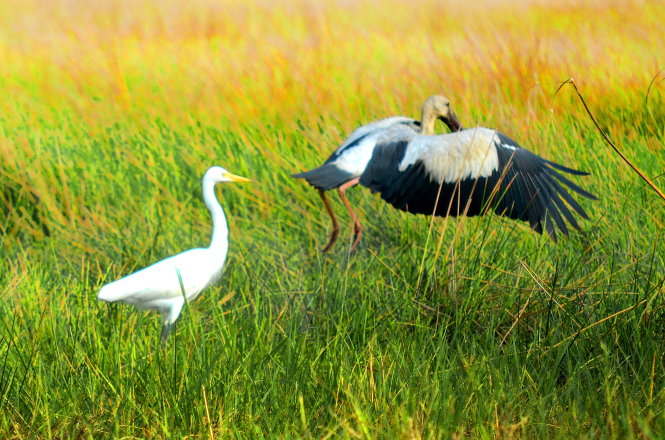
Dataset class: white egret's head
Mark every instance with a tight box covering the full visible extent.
[205,166,251,184]
[423,95,463,132]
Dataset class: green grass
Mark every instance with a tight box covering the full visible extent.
[1,0,665,437]
[2,118,663,438]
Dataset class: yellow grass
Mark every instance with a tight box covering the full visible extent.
[1,0,663,130]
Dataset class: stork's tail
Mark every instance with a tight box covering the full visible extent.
[292,164,354,191]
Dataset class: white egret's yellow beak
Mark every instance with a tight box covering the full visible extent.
[224,172,252,183]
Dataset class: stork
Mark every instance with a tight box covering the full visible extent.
[292,95,463,252]
[359,125,597,240]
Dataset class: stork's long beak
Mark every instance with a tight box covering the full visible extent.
[441,111,464,132]
[224,172,252,183]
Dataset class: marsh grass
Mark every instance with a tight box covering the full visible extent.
[1,0,664,437]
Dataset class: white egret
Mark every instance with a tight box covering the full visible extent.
[292,95,462,252]
[97,166,250,342]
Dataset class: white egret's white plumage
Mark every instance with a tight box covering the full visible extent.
[97,166,250,341]
[292,95,463,252]
[360,125,597,240]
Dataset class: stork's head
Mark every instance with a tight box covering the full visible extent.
[422,95,463,133]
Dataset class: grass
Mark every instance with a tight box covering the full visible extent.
[1,0,664,437]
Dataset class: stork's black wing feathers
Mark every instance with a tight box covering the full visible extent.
[537,172,580,230]
[495,162,533,226]
[492,141,596,238]
[547,168,598,200]
[543,159,591,176]
[534,173,568,238]
[534,172,574,235]
[360,129,596,239]
[544,173,591,220]
[361,137,497,218]
[360,138,410,205]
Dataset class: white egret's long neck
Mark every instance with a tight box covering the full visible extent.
[202,178,228,253]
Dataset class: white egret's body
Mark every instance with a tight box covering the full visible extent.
[97,166,249,341]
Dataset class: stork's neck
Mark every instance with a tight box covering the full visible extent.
[420,105,437,135]
[202,178,228,253]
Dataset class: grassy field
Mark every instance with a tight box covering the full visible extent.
[1,0,664,437]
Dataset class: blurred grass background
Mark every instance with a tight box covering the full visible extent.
[0,0,663,438]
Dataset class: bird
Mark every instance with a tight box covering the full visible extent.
[359,123,598,240]
[292,95,463,252]
[97,166,250,342]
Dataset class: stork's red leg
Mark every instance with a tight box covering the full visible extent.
[319,190,340,253]
[338,177,362,251]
